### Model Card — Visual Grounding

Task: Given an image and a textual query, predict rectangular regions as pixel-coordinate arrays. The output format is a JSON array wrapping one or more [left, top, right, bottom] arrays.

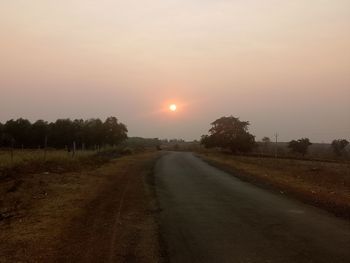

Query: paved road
[[154, 152, 350, 263]]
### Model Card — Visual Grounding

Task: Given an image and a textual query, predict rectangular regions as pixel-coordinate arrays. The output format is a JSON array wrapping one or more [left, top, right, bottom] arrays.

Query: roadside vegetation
[[200, 116, 255, 153], [0, 117, 163, 178], [0, 149, 103, 178], [0, 151, 161, 262], [0, 116, 162, 261], [0, 116, 164, 259], [199, 115, 349, 160], [0, 117, 127, 150], [197, 115, 350, 218]]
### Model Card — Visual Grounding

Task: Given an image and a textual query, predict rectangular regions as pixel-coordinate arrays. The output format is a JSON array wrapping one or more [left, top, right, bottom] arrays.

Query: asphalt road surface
[[154, 152, 350, 263]]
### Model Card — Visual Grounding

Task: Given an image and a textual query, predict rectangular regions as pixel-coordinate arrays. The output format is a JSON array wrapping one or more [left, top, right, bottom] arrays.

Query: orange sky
[[0, 0, 349, 142]]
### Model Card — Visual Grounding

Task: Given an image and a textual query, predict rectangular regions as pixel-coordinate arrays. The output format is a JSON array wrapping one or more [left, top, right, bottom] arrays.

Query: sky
[[0, 0, 349, 142]]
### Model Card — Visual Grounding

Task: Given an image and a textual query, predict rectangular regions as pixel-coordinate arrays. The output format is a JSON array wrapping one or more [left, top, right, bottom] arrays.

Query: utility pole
[[274, 133, 279, 158]]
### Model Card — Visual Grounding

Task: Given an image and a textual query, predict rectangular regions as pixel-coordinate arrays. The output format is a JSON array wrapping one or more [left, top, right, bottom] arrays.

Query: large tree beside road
[[200, 116, 255, 153]]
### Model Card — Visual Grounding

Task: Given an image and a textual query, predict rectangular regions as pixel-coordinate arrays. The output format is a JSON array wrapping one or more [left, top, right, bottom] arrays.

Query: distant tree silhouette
[[3, 118, 32, 148], [262, 137, 271, 143], [0, 123, 10, 147], [331, 139, 349, 156], [49, 119, 75, 148], [261, 136, 271, 154], [103, 117, 128, 146], [0, 123, 3, 142], [0, 117, 128, 149], [201, 116, 255, 153], [83, 118, 105, 148], [288, 138, 312, 156], [31, 120, 49, 148]]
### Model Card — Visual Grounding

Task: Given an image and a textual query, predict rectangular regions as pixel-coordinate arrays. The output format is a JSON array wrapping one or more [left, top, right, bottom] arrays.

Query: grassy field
[[0, 149, 95, 165], [0, 149, 114, 178], [198, 151, 350, 218]]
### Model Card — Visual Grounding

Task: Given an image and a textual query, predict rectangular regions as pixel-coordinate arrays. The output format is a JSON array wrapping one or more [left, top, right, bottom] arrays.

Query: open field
[[0, 151, 162, 262], [197, 152, 350, 218], [0, 149, 101, 177], [0, 149, 95, 163]]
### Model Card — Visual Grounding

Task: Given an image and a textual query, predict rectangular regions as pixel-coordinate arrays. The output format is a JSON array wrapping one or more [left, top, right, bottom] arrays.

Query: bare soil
[[0, 152, 162, 262]]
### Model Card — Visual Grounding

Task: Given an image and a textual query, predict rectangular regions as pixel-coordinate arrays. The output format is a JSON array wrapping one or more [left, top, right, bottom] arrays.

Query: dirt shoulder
[[0, 152, 163, 262], [197, 152, 350, 219]]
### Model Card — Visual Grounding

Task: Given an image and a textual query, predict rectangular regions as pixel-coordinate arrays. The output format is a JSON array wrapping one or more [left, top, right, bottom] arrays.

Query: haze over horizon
[[1, 0, 349, 142]]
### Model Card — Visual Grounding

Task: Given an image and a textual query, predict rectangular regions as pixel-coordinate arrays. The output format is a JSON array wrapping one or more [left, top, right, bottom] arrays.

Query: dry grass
[[0, 149, 94, 167], [0, 149, 105, 178], [0, 151, 161, 262], [198, 152, 350, 218]]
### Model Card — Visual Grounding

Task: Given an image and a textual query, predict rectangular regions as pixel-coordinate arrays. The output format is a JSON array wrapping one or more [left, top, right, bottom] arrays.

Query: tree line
[[200, 116, 349, 157], [0, 117, 127, 149]]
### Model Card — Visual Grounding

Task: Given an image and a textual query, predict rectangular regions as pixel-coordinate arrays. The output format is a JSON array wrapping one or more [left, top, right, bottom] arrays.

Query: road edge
[[196, 153, 350, 220]]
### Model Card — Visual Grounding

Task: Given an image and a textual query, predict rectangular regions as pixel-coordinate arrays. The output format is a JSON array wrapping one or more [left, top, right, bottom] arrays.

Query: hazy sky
[[1, 0, 349, 142]]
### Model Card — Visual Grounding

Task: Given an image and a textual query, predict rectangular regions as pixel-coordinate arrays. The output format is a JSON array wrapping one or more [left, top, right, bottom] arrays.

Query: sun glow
[[169, 104, 177, 112]]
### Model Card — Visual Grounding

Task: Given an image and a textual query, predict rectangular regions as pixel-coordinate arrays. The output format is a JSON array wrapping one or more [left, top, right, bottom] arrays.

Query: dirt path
[[0, 152, 162, 262], [49, 160, 159, 262]]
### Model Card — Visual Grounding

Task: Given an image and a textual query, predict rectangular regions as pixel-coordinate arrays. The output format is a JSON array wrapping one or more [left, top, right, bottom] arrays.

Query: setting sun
[[169, 104, 177, 112]]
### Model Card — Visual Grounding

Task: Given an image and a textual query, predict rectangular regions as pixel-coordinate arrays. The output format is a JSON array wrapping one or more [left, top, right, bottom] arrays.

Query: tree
[[0, 122, 8, 147], [288, 138, 312, 156], [261, 136, 271, 154], [3, 118, 32, 148], [31, 120, 49, 148], [0, 122, 3, 144], [262, 137, 271, 143], [103, 117, 128, 146], [49, 119, 75, 148], [83, 118, 105, 148], [200, 116, 255, 153], [331, 139, 349, 156], [0, 117, 128, 149]]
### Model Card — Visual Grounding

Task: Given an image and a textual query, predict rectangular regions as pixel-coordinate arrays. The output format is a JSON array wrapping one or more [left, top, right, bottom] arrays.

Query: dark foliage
[[201, 116, 255, 153], [331, 139, 349, 156], [288, 138, 312, 156], [0, 117, 128, 149], [262, 137, 271, 143]]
